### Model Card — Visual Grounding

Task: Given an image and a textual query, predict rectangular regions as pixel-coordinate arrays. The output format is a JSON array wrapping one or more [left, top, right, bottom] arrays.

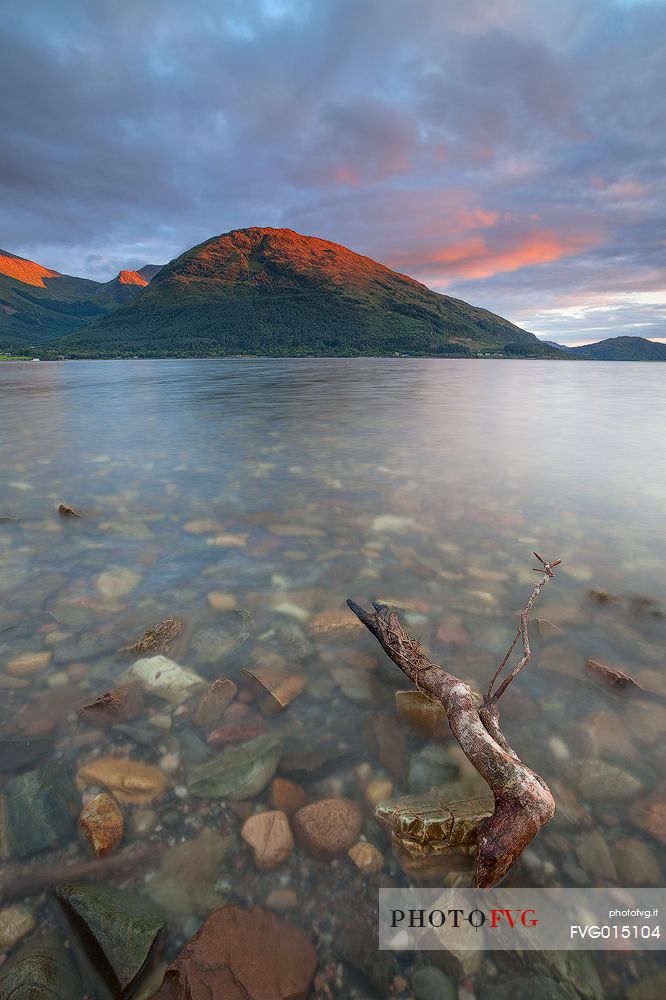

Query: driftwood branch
[[0, 844, 158, 903], [347, 554, 560, 887]]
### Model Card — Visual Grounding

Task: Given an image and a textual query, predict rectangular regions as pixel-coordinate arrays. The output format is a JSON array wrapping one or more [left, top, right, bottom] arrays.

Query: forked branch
[[347, 553, 560, 887]]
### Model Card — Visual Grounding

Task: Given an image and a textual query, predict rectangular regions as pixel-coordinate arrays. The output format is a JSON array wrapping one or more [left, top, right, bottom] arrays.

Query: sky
[[1, 0, 664, 345]]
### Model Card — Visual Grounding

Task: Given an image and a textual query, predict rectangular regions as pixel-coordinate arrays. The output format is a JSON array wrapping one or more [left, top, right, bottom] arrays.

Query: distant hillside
[[569, 336, 666, 361], [0, 252, 161, 351], [137, 264, 163, 282], [543, 340, 574, 352], [53, 227, 562, 359]]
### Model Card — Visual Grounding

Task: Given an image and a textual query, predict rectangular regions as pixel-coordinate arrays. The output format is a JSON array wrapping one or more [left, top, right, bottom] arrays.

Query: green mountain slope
[[53, 228, 562, 359], [0, 252, 160, 351], [569, 336, 666, 360]]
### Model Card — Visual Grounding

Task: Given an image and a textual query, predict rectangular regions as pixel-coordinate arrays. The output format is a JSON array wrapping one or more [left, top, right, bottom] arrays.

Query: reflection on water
[[0, 359, 665, 998]]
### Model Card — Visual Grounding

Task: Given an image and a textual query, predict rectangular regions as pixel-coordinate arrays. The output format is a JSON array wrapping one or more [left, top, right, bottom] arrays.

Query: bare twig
[[486, 554, 561, 705], [346, 553, 561, 887]]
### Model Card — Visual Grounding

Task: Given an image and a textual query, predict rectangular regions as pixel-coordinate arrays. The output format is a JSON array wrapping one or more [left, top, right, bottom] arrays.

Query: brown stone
[[292, 798, 363, 860], [586, 658, 640, 692], [79, 792, 124, 856], [241, 810, 294, 870], [365, 779, 393, 810], [121, 617, 184, 657], [395, 690, 449, 739], [151, 905, 317, 1000], [269, 777, 306, 815], [348, 841, 384, 874], [628, 970, 666, 1000], [612, 837, 663, 886], [241, 668, 305, 715], [183, 518, 225, 534], [571, 710, 636, 760], [6, 651, 51, 676], [630, 785, 666, 845], [307, 607, 363, 635], [207, 591, 238, 611], [207, 532, 248, 548], [570, 758, 642, 802], [265, 889, 298, 912], [76, 757, 166, 804], [392, 839, 475, 885], [624, 699, 666, 748], [77, 683, 145, 726], [576, 830, 617, 881], [193, 678, 238, 728], [373, 713, 407, 781], [435, 614, 471, 647], [58, 503, 81, 517], [339, 649, 378, 671]]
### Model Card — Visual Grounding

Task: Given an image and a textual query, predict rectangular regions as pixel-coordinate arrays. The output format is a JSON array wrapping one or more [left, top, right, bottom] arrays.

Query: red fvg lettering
[[490, 909, 538, 928]]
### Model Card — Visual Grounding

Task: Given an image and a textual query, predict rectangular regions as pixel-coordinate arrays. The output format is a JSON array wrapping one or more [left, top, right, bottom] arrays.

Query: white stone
[[548, 736, 569, 761], [370, 514, 416, 533], [273, 600, 310, 622], [96, 566, 141, 599], [0, 904, 36, 950], [124, 655, 205, 704]]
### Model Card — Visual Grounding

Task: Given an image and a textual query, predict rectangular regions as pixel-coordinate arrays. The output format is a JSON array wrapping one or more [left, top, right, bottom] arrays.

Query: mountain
[[569, 336, 666, 361], [52, 227, 563, 359], [543, 340, 574, 352], [91, 270, 149, 308], [137, 264, 163, 282], [0, 252, 161, 350]]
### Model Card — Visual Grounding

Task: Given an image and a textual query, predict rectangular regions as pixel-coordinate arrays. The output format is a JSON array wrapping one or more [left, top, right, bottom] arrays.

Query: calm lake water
[[1, 359, 665, 998]]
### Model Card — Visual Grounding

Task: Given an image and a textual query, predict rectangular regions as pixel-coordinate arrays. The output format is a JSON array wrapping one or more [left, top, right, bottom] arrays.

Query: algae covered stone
[[188, 733, 282, 799], [0, 762, 79, 860], [0, 932, 81, 998], [50, 881, 165, 1000], [376, 789, 494, 859]]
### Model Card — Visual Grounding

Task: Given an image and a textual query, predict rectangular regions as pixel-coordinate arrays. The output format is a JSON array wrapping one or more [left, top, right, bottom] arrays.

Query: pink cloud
[[391, 228, 598, 283]]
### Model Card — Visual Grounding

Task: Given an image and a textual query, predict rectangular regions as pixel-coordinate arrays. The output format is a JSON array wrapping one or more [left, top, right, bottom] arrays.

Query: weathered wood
[[0, 844, 157, 903], [347, 555, 560, 887]]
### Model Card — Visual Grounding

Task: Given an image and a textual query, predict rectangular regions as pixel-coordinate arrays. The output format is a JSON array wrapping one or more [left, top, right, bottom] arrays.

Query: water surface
[[1, 359, 665, 997]]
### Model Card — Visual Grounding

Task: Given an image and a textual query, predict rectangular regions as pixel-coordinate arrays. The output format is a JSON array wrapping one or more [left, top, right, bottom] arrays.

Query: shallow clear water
[[1, 359, 665, 997]]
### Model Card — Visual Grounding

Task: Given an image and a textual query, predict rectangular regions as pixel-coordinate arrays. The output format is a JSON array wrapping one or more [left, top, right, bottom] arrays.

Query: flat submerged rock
[[187, 732, 282, 799], [376, 789, 494, 858]]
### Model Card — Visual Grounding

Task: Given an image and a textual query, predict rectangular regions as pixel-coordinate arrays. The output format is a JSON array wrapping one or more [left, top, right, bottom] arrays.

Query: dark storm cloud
[[1, 0, 664, 343]]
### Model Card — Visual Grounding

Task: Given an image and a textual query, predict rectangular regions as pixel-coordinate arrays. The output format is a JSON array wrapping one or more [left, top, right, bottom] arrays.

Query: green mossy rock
[[0, 737, 53, 773], [49, 881, 165, 999], [0, 933, 81, 999], [0, 763, 79, 860], [188, 733, 282, 800]]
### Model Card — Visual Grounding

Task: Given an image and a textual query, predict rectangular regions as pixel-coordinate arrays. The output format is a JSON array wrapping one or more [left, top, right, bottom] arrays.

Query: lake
[[1, 359, 665, 998]]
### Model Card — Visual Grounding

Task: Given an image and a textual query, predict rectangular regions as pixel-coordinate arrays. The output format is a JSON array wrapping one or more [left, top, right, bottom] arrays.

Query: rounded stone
[[612, 837, 663, 886], [79, 792, 124, 856], [269, 777, 306, 815], [365, 779, 393, 809], [265, 889, 298, 912], [241, 810, 294, 870], [292, 798, 363, 860], [412, 965, 457, 1000], [348, 841, 384, 874]]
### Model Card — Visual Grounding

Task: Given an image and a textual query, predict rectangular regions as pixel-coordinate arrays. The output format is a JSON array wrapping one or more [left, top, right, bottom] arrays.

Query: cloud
[[0, 0, 664, 343]]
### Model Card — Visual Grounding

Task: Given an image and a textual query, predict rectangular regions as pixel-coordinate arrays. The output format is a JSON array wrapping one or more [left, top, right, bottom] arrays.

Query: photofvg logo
[[379, 889, 665, 951], [390, 904, 538, 933]]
